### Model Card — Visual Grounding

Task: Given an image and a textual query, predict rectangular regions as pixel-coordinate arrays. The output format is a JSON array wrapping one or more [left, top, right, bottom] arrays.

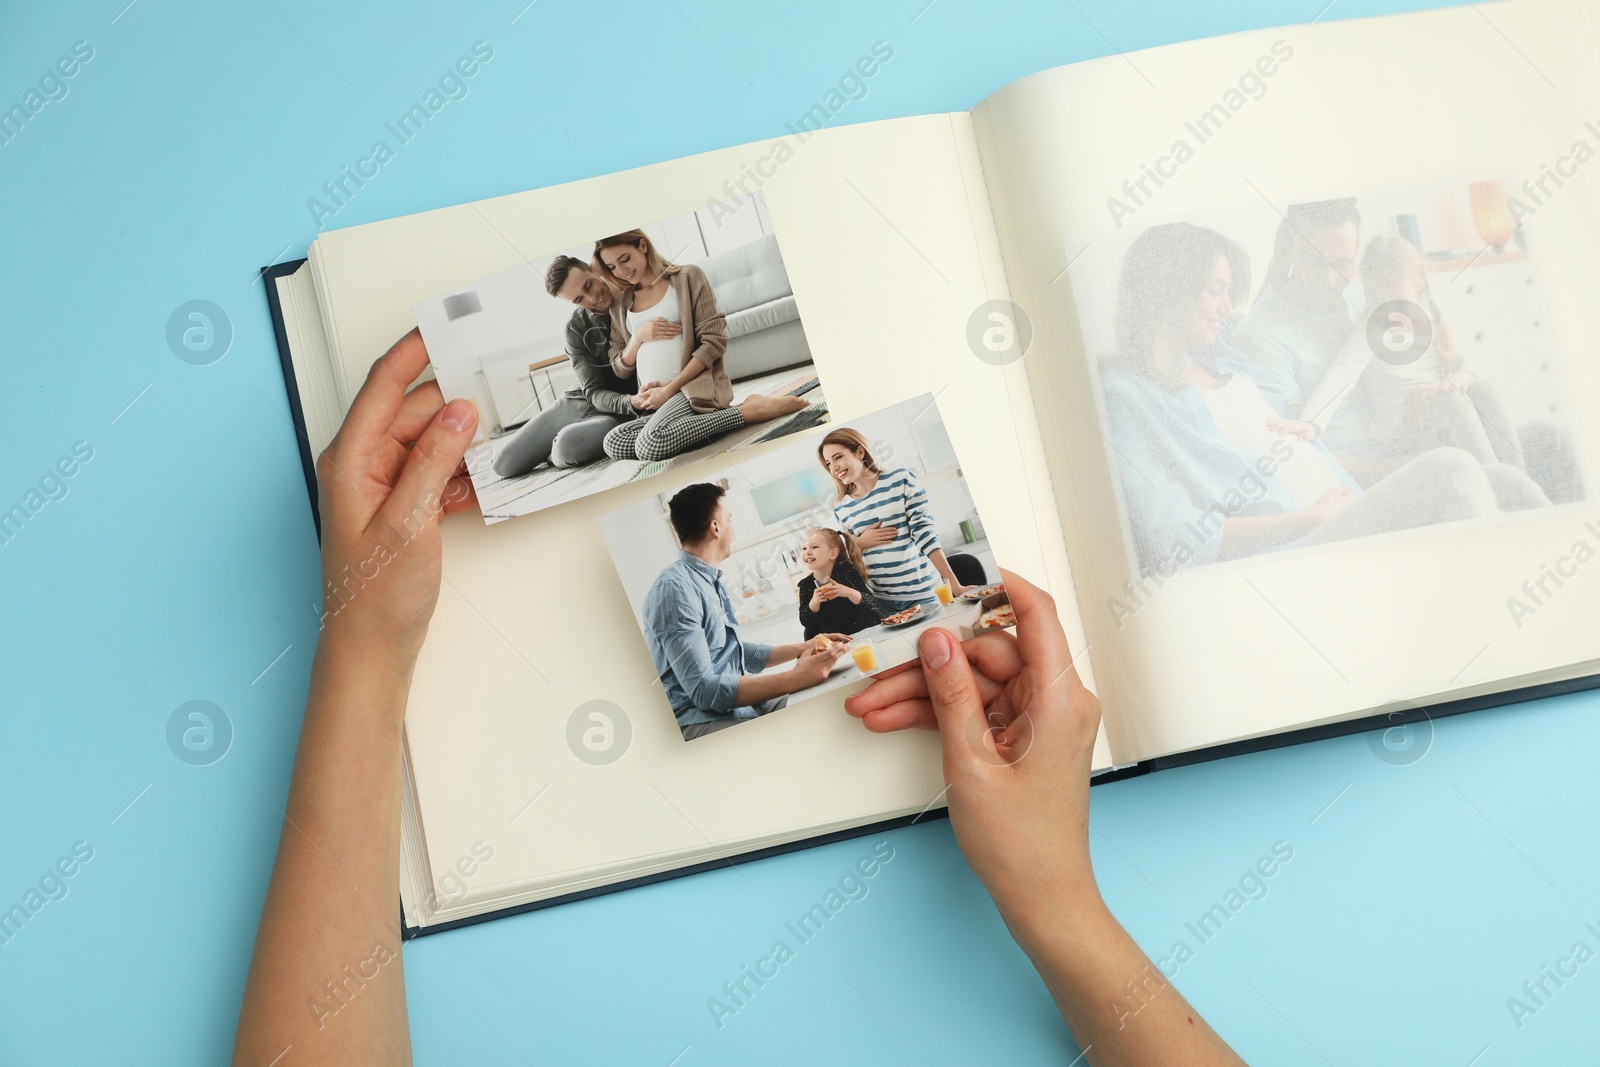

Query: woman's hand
[[855, 522, 899, 549], [1302, 485, 1355, 526], [317, 330, 479, 662], [638, 382, 680, 411], [843, 571, 1245, 1061], [1267, 417, 1319, 441], [844, 571, 1100, 929], [639, 317, 682, 342], [631, 381, 661, 411]]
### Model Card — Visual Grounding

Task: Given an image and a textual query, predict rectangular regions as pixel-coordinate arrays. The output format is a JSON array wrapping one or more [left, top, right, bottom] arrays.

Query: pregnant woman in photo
[[594, 230, 805, 463], [1100, 221, 1549, 575], [796, 527, 882, 639], [819, 428, 970, 614]]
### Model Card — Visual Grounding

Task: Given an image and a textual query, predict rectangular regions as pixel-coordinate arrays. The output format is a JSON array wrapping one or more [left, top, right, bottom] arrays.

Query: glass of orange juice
[[851, 642, 879, 673], [934, 581, 954, 605]]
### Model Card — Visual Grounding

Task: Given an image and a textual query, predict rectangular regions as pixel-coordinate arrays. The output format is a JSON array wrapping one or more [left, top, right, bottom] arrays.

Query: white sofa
[[696, 232, 812, 381]]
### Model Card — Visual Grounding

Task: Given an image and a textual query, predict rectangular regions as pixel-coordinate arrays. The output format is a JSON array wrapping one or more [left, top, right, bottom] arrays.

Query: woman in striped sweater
[[818, 428, 971, 615]]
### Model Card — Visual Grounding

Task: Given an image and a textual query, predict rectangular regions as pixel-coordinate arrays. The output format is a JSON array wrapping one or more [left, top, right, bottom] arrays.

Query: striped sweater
[[831, 466, 941, 601]]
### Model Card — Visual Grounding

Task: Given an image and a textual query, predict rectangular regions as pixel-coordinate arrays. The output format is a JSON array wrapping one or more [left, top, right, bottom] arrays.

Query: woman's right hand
[[855, 522, 899, 548], [631, 381, 661, 411], [640, 317, 682, 342], [843, 569, 1246, 1062], [1303, 485, 1355, 525], [843, 571, 1102, 931]]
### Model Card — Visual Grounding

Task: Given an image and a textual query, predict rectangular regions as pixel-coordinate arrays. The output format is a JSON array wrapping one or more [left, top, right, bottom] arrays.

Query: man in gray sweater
[[492, 255, 665, 476]]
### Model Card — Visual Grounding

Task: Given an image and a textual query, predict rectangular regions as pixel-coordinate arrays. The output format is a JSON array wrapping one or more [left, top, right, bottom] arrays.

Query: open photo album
[[264, 0, 1600, 934]]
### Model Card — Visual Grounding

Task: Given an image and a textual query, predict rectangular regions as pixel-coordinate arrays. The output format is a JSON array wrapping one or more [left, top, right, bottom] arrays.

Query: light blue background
[[3, 1, 1595, 1063]]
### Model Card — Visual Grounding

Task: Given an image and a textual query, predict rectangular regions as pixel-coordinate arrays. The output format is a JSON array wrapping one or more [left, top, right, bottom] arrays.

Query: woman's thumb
[[918, 629, 993, 773]]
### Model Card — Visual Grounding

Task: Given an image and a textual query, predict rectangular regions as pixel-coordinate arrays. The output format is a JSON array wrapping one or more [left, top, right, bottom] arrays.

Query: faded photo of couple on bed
[[1069, 178, 1587, 583], [415, 192, 826, 522], [599, 395, 1012, 741]]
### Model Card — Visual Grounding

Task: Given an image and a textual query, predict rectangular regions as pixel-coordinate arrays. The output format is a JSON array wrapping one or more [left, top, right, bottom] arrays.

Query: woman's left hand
[[630, 381, 661, 411], [317, 330, 479, 660], [855, 522, 899, 549], [637, 384, 674, 411]]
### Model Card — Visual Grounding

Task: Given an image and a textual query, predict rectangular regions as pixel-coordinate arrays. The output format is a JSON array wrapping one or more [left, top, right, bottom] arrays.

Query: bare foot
[[737, 392, 808, 423]]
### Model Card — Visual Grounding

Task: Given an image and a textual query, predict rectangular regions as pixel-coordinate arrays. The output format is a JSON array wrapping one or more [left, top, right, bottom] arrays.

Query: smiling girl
[[593, 230, 805, 463], [818, 428, 968, 615], [796, 527, 881, 638]]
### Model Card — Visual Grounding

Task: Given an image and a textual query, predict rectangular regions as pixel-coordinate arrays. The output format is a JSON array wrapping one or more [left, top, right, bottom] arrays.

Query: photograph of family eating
[[599, 395, 1013, 741], [1071, 178, 1586, 579], [414, 191, 827, 522]]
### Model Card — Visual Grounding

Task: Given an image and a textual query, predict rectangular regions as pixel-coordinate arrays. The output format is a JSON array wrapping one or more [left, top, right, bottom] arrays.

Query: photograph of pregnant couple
[[599, 395, 1012, 741], [1068, 179, 1586, 577], [414, 191, 827, 522]]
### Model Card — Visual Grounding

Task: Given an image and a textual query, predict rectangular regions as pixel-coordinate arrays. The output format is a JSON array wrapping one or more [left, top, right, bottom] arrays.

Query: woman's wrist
[[314, 620, 422, 696], [999, 875, 1114, 967], [1007, 895, 1132, 1017]]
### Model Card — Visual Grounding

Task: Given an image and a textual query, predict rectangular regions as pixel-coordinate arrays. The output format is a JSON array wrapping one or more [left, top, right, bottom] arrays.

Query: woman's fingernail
[[441, 399, 473, 433], [920, 629, 951, 670]]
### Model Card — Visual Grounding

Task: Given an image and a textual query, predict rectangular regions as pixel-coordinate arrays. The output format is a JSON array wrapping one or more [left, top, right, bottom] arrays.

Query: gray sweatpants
[[492, 396, 625, 478]]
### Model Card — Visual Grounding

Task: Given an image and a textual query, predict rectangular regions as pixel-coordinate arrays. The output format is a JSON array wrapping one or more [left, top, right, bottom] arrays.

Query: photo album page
[[973, 0, 1600, 764], [297, 114, 1109, 924]]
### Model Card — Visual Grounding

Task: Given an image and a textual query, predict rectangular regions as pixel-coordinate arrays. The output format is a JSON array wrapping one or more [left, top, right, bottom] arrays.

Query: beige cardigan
[[608, 263, 732, 413]]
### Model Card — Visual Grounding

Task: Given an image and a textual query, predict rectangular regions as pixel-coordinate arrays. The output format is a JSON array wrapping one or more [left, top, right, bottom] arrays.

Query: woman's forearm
[[233, 632, 417, 1066], [619, 331, 642, 368], [1009, 896, 1244, 1066], [661, 355, 709, 397], [232, 331, 477, 1066]]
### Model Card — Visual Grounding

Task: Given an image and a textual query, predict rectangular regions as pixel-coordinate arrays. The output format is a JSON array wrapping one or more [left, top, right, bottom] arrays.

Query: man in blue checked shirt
[[644, 482, 849, 740]]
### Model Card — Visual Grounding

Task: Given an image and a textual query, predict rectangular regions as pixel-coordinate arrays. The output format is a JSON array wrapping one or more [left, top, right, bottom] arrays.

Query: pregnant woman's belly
[[634, 338, 681, 389]]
